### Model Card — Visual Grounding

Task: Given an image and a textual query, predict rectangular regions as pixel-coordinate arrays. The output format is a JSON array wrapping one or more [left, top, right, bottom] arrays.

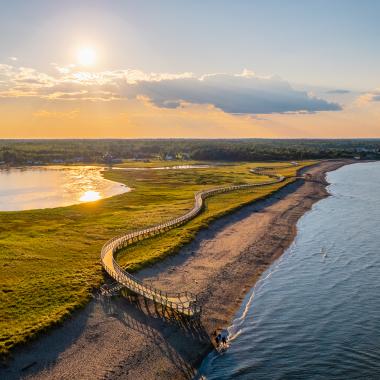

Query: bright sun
[[77, 47, 96, 66], [79, 190, 101, 202]]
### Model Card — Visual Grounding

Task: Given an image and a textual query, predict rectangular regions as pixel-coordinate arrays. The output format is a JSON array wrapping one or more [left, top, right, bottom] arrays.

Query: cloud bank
[[0, 63, 341, 114], [364, 89, 380, 102], [355, 89, 380, 105], [122, 72, 341, 114]]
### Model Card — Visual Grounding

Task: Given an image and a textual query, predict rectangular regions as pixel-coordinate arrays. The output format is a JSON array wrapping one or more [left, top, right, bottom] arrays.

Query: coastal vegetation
[[0, 138, 379, 166], [0, 161, 313, 355]]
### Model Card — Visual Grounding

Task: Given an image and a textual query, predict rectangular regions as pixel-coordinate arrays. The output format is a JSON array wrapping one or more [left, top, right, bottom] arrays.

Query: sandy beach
[[1, 160, 351, 380]]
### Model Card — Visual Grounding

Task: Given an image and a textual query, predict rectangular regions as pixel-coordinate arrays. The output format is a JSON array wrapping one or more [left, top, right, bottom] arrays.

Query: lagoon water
[[0, 166, 128, 211], [199, 162, 380, 380]]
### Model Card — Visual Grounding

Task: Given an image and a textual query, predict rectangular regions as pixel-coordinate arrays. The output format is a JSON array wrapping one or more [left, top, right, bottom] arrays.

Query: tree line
[[0, 139, 379, 165]]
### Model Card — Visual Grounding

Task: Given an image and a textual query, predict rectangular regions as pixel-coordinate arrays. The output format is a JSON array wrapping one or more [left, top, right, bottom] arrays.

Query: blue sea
[[199, 162, 380, 380]]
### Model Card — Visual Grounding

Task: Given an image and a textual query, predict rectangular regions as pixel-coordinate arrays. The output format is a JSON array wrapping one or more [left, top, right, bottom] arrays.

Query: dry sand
[[1, 160, 351, 380]]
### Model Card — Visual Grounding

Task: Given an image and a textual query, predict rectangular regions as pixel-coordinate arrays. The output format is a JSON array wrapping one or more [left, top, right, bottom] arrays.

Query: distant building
[[176, 152, 191, 160]]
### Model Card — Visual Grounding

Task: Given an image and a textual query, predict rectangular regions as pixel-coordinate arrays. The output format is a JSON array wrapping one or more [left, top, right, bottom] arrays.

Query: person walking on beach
[[215, 333, 222, 346], [220, 329, 228, 348], [215, 329, 228, 350]]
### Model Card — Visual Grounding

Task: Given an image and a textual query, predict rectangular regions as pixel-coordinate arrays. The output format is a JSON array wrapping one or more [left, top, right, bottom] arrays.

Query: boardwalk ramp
[[101, 163, 298, 317]]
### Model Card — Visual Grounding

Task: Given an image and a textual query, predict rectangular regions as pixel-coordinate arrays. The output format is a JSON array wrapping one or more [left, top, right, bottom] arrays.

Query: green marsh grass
[[0, 161, 313, 354]]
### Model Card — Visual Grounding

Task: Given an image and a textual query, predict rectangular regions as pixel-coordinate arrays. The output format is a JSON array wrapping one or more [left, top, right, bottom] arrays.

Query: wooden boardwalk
[[100, 163, 298, 317]]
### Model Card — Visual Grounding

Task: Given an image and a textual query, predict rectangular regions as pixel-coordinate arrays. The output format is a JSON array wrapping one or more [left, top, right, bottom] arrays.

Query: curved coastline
[[0, 160, 353, 380], [100, 163, 296, 316]]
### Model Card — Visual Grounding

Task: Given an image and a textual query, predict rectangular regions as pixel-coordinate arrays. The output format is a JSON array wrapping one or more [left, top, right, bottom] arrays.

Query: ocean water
[[199, 162, 380, 380], [0, 166, 128, 211]]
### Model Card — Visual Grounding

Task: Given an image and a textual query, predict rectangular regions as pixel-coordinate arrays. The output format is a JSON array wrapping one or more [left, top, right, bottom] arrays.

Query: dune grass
[[0, 161, 313, 355]]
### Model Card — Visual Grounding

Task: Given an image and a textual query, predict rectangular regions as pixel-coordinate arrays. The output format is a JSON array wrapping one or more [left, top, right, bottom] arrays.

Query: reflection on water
[[79, 190, 101, 202], [199, 162, 380, 380], [0, 166, 129, 211]]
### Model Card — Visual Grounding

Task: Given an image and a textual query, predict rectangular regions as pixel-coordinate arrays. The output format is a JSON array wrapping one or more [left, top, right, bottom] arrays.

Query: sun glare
[[79, 190, 101, 202], [77, 47, 96, 66]]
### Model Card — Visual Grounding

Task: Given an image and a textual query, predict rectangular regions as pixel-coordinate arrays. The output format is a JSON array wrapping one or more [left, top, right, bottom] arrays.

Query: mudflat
[[1, 160, 350, 380]]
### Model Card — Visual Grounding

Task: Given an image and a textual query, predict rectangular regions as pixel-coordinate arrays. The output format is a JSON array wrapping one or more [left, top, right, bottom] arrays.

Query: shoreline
[[1, 160, 352, 380]]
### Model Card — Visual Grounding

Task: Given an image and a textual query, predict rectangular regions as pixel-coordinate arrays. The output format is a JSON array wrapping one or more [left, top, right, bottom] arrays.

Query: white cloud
[[357, 89, 380, 104], [120, 71, 341, 114], [0, 62, 341, 113]]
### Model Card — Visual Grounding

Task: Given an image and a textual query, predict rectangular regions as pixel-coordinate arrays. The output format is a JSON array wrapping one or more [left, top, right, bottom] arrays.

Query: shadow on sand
[[1, 290, 211, 380], [0, 300, 97, 379], [98, 289, 210, 379]]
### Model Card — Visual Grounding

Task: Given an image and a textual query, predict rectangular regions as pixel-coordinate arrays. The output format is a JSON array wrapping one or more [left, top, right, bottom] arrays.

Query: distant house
[[176, 152, 191, 160]]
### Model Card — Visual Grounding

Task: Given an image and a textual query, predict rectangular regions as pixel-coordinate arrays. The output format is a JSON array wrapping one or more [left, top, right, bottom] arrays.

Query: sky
[[0, 0, 379, 138]]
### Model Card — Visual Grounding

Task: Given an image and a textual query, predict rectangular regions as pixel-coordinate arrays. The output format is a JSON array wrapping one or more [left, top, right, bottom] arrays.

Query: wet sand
[[0, 160, 351, 380]]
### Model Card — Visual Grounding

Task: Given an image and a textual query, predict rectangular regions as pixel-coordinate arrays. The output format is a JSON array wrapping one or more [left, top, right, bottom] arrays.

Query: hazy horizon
[[1, 0, 379, 138]]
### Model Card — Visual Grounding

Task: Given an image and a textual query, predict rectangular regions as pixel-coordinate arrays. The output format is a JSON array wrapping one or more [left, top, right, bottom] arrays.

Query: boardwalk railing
[[100, 163, 298, 317]]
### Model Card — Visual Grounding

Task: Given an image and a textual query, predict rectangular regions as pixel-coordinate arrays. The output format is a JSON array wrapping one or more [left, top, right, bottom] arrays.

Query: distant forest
[[0, 139, 380, 165]]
